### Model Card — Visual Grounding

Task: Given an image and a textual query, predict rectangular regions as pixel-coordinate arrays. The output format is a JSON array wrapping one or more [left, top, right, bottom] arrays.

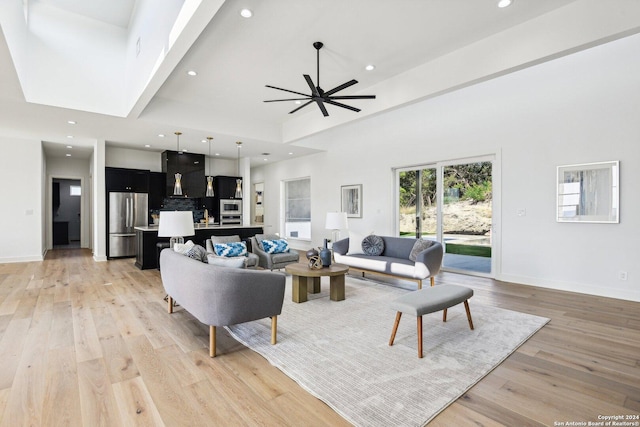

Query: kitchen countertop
[[135, 224, 264, 232]]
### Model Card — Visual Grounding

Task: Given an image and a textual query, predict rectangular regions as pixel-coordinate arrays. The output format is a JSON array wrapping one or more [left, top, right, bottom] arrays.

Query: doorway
[[396, 156, 494, 276], [253, 182, 264, 224], [52, 178, 82, 249]]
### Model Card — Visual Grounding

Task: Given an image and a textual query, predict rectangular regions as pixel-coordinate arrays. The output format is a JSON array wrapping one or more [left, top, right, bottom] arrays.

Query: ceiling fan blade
[[328, 95, 376, 100], [304, 74, 320, 97], [264, 97, 311, 102], [324, 99, 361, 113], [265, 85, 310, 97], [315, 99, 329, 116], [324, 79, 358, 96], [289, 100, 314, 114]]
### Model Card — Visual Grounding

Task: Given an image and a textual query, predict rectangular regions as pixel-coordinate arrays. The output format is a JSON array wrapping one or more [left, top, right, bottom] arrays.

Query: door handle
[[126, 198, 131, 228]]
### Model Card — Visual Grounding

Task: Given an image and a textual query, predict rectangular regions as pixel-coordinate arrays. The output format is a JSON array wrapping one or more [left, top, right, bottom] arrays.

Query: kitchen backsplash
[[156, 198, 205, 223]]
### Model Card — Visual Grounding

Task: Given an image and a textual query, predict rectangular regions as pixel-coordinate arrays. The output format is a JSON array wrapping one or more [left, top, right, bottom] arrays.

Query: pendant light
[[205, 136, 214, 197], [173, 131, 183, 196], [235, 141, 243, 198]]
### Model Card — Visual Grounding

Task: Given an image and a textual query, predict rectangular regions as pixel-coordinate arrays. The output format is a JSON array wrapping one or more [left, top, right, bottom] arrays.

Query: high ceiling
[[1, 0, 637, 165]]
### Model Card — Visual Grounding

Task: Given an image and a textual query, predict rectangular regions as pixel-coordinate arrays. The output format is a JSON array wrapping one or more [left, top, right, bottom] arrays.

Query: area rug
[[226, 277, 549, 426]]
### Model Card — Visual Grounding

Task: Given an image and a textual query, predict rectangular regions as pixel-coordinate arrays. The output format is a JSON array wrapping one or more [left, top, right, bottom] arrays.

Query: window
[[284, 177, 311, 240], [70, 185, 81, 196]]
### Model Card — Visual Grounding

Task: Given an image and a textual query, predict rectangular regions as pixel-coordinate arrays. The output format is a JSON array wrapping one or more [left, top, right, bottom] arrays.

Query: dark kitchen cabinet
[[214, 175, 242, 199], [106, 167, 149, 192], [162, 151, 205, 198], [148, 172, 166, 210]]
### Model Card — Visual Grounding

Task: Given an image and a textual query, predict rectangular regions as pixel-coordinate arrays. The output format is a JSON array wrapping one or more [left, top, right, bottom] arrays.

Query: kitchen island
[[134, 224, 264, 270]]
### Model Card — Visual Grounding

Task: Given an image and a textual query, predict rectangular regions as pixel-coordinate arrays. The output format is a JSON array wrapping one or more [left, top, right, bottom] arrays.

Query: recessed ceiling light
[[67, 120, 76, 125], [288, 152, 293, 155], [215, 153, 220, 156], [187, 70, 197, 76], [294, 100, 302, 105], [201, 139, 207, 143], [65, 153, 71, 157], [66, 145, 72, 149], [365, 64, 375, 71], [144, 144, 151, 148], [498, 0, 512, 8], [263, 158, 268, 161], [67, 135, 73, 139], [158, 134, 165, 138], [240, 8, 252, 18]]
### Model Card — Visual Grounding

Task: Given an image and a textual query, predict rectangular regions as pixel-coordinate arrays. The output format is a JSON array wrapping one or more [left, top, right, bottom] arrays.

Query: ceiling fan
[[264, 41, 376, 117]]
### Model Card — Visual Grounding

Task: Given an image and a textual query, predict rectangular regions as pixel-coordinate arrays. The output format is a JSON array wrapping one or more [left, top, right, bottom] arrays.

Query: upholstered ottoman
[[389, 284, 474, 358]]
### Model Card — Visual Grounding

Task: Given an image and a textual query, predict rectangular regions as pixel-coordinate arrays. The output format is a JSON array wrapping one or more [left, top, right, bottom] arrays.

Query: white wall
[[92, 140, 107, 261], [253, 33, 640, 302], [0, 137, 43, 262], [106, 146, 162, 171], [46, 157, 91, 249]]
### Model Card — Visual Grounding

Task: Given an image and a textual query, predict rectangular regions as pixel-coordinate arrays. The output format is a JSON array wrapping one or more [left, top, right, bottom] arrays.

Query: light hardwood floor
[[0, 249, 638, 426]]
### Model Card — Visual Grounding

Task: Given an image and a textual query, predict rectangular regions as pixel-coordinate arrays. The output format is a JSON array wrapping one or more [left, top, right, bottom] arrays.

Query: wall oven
[[220, 199, 242, 225]]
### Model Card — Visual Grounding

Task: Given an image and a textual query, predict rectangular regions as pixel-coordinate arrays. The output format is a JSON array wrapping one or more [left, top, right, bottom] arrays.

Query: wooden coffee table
[[285, 263, 349, 303]]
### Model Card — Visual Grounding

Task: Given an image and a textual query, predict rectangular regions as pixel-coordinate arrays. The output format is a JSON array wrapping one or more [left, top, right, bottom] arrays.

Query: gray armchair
[[206, 235, 259, 268], [160, 248, 286, 357], [250, 233, 300, 270]]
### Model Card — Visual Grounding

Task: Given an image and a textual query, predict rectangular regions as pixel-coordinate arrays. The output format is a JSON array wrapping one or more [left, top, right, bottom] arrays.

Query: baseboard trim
[[0, 255, 44, 263], [497, 273, 640, 303]]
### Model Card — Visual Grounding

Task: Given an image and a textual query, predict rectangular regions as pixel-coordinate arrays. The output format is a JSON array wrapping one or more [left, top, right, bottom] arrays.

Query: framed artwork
[[556, 161, 619, 223], [341, 184, 362, 218]]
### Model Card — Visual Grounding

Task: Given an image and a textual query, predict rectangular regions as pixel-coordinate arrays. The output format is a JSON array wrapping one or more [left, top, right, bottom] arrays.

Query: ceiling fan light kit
[[264, 41, 376, 117]]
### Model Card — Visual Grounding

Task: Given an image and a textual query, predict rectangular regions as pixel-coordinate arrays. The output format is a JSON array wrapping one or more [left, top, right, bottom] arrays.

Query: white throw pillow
[[206, 254, 246, 268], [347, 231, 367, 255], [173, 240, 195, 254]]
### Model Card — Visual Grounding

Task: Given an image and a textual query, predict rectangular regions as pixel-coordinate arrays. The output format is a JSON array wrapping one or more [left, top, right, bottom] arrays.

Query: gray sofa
[[160, 248, 286, 357], [332, 236, 443, 289], [250, 233, 300, 270]]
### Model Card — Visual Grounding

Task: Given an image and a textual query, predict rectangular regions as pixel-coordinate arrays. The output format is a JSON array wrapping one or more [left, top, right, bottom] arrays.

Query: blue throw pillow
[[214, 241, 247, 257], [261, 239, 290, 254]]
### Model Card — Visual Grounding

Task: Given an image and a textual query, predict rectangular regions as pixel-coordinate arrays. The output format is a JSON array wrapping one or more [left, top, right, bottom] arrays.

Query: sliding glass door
[[398, 168, 437, 239], [397, 157, 494, 276]]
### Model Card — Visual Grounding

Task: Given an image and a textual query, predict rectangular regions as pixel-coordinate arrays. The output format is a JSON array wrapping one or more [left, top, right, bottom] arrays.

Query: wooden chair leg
[[418, 280, 422, 290], [464, 300, 474, 330], [389, 312, 402, 346], [443, 308, 448, 322], [417, 315, 423, 358], [167, 296, 173, 314], [209, 325, 216, 358], [430, 276, 435, 287], [271, 316, 277, 345]]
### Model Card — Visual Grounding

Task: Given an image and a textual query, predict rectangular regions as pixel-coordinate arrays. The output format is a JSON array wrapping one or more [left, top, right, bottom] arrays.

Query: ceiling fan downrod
[[314, 41, 323, 92]]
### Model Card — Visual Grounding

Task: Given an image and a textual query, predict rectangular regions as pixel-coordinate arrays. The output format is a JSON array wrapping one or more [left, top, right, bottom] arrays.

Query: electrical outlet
[[618, 271, 628, 281], [516, 208, 526, 217]]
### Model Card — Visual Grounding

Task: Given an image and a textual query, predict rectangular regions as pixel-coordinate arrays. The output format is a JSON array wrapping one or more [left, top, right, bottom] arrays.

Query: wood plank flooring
[[0, 249, 638, 426]]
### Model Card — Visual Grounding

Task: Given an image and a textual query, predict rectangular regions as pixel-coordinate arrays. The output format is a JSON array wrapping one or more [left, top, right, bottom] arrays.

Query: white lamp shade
[[325, 212, 348, 230], [157, 211, 195, 237]]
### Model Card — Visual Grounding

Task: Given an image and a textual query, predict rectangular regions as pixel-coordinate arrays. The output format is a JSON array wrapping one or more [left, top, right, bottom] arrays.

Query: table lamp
[[325, 212, 348, 246], [158, 211, 195, 249]]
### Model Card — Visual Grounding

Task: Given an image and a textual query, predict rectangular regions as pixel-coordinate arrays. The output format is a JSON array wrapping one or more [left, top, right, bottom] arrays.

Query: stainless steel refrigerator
[[109, 192, 148, 257]]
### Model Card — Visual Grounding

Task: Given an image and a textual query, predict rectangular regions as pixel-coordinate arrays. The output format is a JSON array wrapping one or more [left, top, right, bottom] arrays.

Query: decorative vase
[[306, 248, 319, 260], [319, 239, 331, 267]]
